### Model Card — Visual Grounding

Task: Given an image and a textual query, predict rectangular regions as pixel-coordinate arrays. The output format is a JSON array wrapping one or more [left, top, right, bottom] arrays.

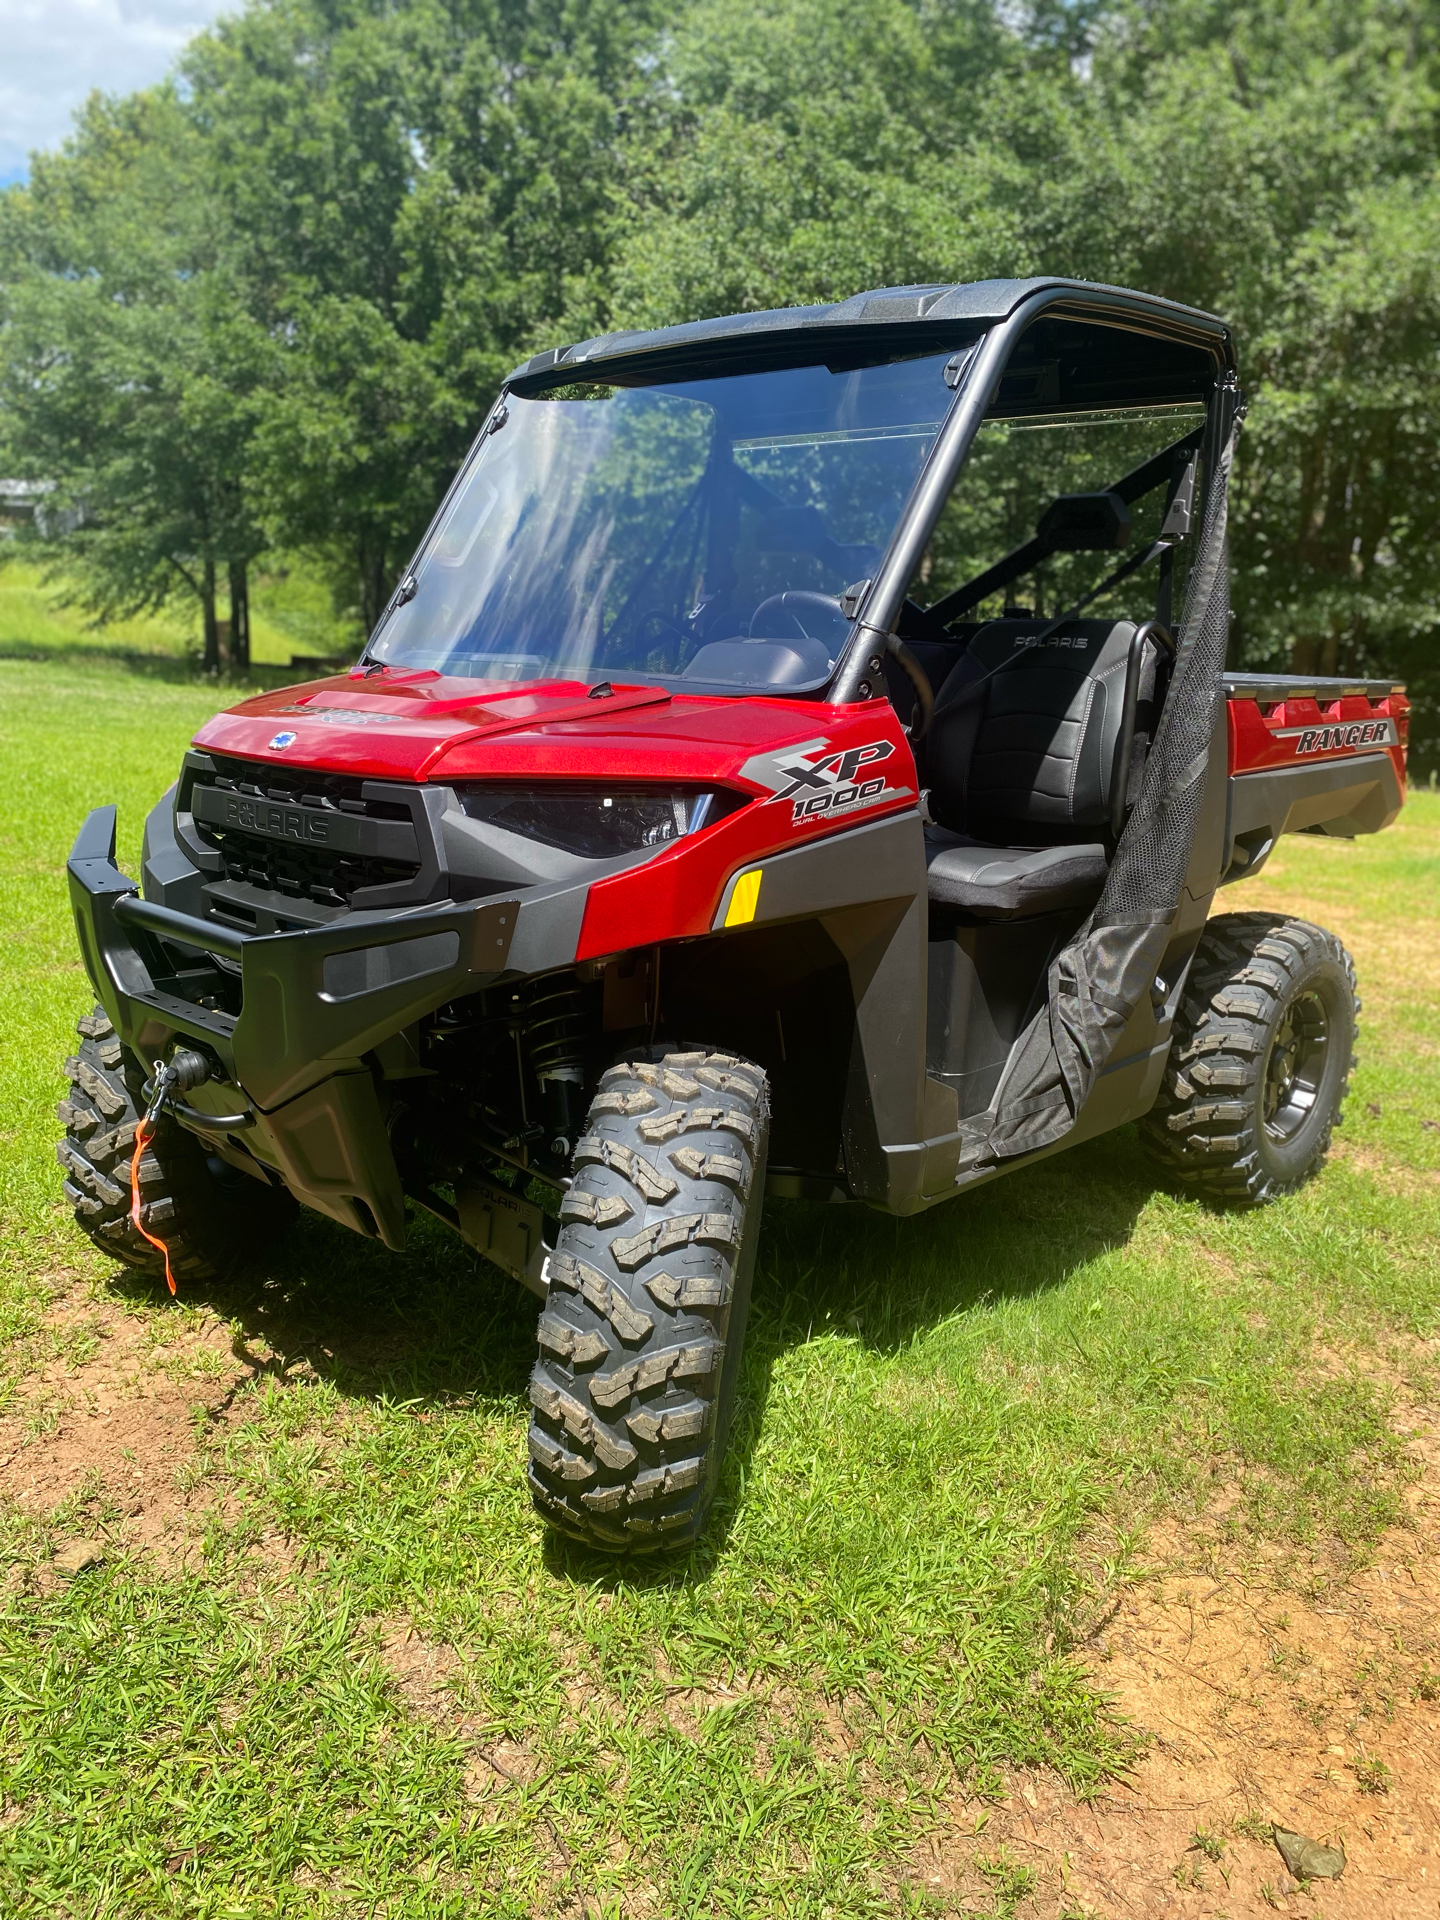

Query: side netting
[[983, 377, 1245, 1161]]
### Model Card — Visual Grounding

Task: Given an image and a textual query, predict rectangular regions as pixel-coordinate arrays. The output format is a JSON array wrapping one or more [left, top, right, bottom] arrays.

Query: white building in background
[[0, 480, 82, 537]]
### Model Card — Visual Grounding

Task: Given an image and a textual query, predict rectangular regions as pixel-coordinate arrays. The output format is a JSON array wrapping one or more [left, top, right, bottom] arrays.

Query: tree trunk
[[228, 560, 251, 672], [359, 540, 389, 637], [201, 558, 220, 674]]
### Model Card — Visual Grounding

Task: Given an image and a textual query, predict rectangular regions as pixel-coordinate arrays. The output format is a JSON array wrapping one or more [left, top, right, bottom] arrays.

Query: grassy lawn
[[0, 644, 1437, 1917], [0, 556, 362, 673]]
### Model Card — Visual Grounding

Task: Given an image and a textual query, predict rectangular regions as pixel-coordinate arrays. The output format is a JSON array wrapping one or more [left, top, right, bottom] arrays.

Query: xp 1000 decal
[[738, 736, 915, 826]]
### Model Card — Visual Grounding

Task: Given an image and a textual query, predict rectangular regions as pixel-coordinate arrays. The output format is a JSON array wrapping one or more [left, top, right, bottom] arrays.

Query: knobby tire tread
[[1139, 911, 1358, 1207], [527, 1048, 769, 1553], [57, 1005, 293, 1281]]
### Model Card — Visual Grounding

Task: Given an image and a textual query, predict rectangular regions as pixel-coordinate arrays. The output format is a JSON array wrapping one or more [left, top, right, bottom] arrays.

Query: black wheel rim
[[1262, 989, 1331, 1143]]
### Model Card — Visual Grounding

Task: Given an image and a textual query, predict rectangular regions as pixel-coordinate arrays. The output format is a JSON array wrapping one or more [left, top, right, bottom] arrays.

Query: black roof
[[506, 277, 1233, 389]]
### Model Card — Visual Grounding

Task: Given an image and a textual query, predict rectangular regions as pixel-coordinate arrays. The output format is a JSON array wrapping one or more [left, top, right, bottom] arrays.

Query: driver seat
[[920, 618, 1156, 919]]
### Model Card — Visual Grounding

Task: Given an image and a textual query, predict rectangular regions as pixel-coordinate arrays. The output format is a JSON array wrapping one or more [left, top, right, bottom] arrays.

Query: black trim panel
[[1223, 753, 1403, 883], [66, 805, 600, 1249]]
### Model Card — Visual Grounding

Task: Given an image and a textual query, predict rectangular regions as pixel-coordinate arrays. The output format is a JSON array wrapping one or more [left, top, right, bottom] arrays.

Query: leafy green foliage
[[3, 0, 1440, 751], [0, 91, 274, 663], [603, 0, 1440, 760], [181, 0, 667, 626]]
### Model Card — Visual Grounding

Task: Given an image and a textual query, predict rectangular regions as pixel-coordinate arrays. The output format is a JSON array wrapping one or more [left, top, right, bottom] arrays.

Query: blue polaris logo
[[268, 731, 298, 751]]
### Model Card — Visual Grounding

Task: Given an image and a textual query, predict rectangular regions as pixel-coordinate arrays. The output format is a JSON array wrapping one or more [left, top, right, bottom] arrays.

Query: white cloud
[[0, 0, 232, 179]]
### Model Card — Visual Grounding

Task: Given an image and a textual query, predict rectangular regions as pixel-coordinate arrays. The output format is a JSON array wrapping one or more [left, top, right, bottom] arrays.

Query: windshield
[[367, 351, 958, 693]]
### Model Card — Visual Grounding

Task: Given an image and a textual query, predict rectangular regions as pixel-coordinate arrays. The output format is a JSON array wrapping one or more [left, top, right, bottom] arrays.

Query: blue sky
[[0, 0, 232, 183]]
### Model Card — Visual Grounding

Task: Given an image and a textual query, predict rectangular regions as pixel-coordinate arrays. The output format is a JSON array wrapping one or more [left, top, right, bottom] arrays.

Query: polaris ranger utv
[[62, 278, 1408, 1550]]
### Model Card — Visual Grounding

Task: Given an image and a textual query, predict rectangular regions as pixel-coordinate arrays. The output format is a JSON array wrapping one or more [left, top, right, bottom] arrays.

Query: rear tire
[[1140, 912, 1358, 1206], [527, 1047, 769, 1552], [57, 1005, 295, 1283]]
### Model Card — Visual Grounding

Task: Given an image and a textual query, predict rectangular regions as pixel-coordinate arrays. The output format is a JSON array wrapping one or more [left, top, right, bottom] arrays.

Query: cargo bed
[[1222, 671, 1407, 882]]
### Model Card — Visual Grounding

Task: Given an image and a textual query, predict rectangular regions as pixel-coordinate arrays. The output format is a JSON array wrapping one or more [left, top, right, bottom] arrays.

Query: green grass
[[1, 644, 1438, 1916], [0, 555, 362, 673]]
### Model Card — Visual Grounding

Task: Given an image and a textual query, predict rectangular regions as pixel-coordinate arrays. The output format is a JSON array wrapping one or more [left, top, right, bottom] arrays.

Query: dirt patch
[[649, 1649, 756, 1737], [371, 1613, 543, 1797], [375, 1614, 464, 1714], [0, 1281, 301, 1574], [914, 1404, 1440, 1916]]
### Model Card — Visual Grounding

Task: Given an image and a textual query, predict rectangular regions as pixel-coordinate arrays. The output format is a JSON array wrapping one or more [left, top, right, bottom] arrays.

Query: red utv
[[62, 278, 1408, 1550]]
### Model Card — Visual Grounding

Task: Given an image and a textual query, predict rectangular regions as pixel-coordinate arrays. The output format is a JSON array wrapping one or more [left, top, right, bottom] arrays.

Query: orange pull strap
[[129, 1114, 177, 1296]]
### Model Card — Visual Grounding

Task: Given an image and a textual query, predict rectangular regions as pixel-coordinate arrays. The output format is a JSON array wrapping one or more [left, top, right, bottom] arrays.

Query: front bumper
[[68, 805, 588, 1256]]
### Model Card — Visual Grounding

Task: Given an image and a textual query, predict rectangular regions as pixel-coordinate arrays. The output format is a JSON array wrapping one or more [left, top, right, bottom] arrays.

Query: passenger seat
[[921, 618, 1158, 919]]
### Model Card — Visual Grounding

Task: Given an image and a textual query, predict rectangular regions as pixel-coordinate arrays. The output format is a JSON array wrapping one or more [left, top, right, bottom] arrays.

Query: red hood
[[191, 670, 871, 788]]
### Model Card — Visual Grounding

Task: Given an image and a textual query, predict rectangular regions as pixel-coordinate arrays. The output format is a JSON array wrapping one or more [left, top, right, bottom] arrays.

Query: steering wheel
[[746, 591, 844, 642]]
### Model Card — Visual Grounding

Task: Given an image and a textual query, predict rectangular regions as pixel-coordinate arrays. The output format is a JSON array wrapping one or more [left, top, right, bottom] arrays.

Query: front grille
[[213, 831, 417, 911], [182, 753, 432, 926], [204, 754, 412, 815]]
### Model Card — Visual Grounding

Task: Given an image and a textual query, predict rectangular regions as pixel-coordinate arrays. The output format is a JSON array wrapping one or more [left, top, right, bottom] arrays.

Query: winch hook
[[129, 1049, 213, 1294]]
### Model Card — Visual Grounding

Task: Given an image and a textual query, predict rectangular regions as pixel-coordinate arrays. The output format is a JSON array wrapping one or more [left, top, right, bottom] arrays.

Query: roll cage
[[367, 279, 1236, 708]]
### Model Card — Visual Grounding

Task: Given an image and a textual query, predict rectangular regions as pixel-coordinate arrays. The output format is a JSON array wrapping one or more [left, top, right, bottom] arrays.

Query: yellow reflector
[[724, 867, 762, 927]]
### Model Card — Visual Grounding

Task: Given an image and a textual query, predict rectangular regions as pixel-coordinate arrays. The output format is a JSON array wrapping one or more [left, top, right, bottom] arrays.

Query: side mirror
[[1036, 490, 1132, 553]]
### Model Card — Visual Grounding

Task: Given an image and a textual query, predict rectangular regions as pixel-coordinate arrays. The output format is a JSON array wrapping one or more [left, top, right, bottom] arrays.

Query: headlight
[[454, 785, 746, 858]]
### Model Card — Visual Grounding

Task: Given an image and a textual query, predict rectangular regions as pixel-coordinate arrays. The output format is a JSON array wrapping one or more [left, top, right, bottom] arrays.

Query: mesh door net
[[983, 376, 1245, 1161]]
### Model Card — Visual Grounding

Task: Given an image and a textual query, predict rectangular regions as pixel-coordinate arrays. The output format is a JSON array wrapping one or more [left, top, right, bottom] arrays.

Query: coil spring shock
[[524, 979, 591, 1158]]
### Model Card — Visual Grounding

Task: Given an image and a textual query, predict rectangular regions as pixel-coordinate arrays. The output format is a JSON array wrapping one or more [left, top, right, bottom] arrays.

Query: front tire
[[1140, 913, 1358, 1206], [527, 1047, 770, 1552], [57, 1005, 295, 1283]]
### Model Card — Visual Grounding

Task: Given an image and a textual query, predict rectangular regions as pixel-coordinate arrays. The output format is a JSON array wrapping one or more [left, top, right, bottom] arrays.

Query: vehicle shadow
[[601, 1123, 1156, 1589], [102, 1122, 1155, 1588]]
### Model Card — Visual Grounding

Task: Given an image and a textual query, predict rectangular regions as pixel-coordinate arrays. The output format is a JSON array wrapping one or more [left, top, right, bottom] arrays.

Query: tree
[[0, 90, 274, 669], [602, 0, 1440, 767], [3, 0, 1438, 762], [599, 0, 1021, 328], [181, 0, 667, 630], [1008, 0, 1440, 760], [0, 0, 670, 645]]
